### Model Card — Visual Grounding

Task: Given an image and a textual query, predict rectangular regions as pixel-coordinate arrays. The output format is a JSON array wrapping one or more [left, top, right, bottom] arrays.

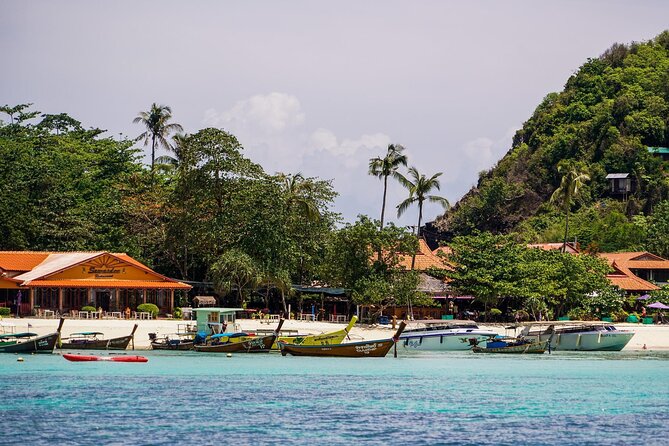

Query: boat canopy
[[0, 332, 38, 338], [70, 332, 104, 336]]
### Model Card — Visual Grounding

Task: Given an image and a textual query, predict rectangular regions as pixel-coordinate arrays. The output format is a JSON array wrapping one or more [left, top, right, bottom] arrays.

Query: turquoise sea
[[1, 351, 668, 446]]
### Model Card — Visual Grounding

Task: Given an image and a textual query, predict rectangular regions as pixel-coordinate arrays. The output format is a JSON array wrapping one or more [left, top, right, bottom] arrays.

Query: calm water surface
[[1, 350, 668, 445]]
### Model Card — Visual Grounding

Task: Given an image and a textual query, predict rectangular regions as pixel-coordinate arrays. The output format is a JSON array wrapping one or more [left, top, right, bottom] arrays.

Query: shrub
[[82, 306, 97, 312], [0, 307, 11, 316], [137, 303, 159, 318], [173, 307, 183, 319], [567, 308, 588, 321], [488, 308, 502, 321]]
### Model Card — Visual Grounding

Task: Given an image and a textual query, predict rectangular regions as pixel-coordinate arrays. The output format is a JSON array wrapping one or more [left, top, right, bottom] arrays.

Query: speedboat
[[399, 320, 499, 351], [520, 322, 634, 351]]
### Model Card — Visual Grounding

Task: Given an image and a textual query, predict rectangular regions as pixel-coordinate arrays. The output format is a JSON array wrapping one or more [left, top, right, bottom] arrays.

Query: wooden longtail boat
[[270, 316, 358, 349], [279, 321, 407, 358], [60, 324, 138, 350], [470, 336, 548, 354], [149, 332, 194, 350], [194, 319, 285, 353], [63, 353, 148, 363], [0, 318, 64, 354]]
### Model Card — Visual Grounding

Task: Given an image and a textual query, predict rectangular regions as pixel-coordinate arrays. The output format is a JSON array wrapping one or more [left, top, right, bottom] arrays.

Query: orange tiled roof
[[606, 274, 659, 292], [27, 279, 191, 289], [599, 252, 669, 270], [0, 251, 191, 289], [598, 251, 665, 292], [0, 252, 50, 272], [395, 239, 453, 271], [432, 246, 452, 257]]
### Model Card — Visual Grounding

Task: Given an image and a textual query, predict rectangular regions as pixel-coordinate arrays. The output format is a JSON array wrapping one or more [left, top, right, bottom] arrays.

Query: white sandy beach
[[2, 317, 668, 351]]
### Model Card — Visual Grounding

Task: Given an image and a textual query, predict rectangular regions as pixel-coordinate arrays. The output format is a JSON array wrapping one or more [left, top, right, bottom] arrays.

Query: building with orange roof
[[0, 251, 190, 316], [395, 239, 453, 271], [599, 252, 669, 293]]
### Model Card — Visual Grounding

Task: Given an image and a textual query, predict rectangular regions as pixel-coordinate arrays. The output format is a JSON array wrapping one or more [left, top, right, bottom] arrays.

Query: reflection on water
[[1, 351, 668, 445]]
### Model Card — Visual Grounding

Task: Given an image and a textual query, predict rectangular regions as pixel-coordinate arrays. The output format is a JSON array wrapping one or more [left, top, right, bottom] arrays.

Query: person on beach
[[641, 307, 647, 318], [125, 307, 131, 319]]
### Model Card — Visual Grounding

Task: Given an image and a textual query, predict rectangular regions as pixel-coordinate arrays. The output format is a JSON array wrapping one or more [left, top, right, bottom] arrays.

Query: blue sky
[[1, 1, 668, 227]]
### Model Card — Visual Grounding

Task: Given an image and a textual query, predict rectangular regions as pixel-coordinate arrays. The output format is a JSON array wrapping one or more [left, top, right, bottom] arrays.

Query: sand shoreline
[[2, 317, 668, 351]]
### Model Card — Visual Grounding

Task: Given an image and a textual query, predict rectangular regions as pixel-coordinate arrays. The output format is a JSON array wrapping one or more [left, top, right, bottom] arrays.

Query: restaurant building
[[0, 251, 191, 316]]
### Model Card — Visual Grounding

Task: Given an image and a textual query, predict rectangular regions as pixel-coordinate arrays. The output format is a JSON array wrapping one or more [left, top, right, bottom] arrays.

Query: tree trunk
[[410, 201, 423, 270], [380, 176, 388, 229], [280, 288, 287, 317], [562, 206, 570, 253], [151, 134, 156, 172]]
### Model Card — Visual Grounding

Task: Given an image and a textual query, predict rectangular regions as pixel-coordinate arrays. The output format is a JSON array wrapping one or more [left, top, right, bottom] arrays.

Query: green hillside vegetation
[[436, 31, 669, 255]]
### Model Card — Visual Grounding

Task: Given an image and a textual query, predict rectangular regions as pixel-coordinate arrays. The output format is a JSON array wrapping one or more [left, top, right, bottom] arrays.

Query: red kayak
[[63, 353, 148, 363]]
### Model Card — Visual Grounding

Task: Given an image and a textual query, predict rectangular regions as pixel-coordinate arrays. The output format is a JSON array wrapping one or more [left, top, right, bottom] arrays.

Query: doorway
[[94, 289, 112, 312]]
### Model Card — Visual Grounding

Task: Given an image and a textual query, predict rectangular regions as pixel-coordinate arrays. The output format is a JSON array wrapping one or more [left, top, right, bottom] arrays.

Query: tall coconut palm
[[369, 144, 408, 229], [397, 167, 450, 269], [133, 103, 183, 172], [550, 165, 590, 253]]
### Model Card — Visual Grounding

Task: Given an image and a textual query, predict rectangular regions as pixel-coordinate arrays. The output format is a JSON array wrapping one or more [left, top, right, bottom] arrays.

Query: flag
[[28, 323, 32, 328]]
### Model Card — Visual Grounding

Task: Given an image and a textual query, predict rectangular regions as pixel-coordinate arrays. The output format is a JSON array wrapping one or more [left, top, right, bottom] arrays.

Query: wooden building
[[0, 251, 190, 316]]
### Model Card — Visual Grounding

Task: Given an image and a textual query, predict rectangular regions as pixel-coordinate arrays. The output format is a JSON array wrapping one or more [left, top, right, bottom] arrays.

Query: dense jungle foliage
[[436, 31, 669, 256]]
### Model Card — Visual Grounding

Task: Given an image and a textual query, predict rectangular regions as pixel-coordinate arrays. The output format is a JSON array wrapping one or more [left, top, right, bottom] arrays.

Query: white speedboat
[[520, 322, 634, 351], [399, 320, 499, 351]]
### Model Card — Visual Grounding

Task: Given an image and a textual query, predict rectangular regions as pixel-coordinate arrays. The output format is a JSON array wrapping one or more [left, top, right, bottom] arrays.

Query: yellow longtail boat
[[271, 316, 358, 349]]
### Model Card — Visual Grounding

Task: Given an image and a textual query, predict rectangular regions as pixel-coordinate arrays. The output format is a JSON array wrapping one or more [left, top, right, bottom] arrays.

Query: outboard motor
[[148, 332, 157, 341]]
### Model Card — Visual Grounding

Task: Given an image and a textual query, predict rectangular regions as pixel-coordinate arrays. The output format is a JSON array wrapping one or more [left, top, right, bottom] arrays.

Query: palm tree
[[155, 133, 188, 173], [397, 167, 450, 269], [369, 144, 408, 229], [550, 165, 590, 253], [133, 103, 183, 172], [279, 172, 320, 222]]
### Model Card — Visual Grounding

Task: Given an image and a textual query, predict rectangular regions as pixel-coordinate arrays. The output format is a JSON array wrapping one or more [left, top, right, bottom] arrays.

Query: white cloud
[[202, 93, 392, 221]]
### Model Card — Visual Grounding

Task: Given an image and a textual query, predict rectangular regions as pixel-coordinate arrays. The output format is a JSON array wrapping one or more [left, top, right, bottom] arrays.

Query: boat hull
[[400, 332, 497, 351], [63, 353, 148, 362], [279, 339, 395, 357], [194, 335, 275, 353], [60, 335, 133, 350], [151, 340, 194, 350], [0, 332, 60, 354], [472, 340, 548, 354], [528, 332, 634, 351]]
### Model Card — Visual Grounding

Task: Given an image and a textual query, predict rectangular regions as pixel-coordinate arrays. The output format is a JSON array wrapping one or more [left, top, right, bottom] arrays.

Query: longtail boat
[[194, 319, 285, 353], [0, 318, 64, 354], [63, 353, 148, 363], [470, 336, 548, 354], [270, 316, 358, 349], [149, 332, 194, 350], [279, 321, 406, 358], [60, 324, 138, 350]]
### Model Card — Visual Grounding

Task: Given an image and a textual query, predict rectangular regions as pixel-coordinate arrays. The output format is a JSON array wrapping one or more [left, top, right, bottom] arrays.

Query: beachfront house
[[0, 251, 191, 317], [599, 252, 669, 293]]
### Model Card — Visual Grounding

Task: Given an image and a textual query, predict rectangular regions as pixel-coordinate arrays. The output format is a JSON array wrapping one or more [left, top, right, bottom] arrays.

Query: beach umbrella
[[647, 302, 669, 310], [637, 294, 651, 300]]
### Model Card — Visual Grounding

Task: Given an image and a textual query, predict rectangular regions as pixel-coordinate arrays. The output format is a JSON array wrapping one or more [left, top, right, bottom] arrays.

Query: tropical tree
[[133, 103, 183, 172], [279, 172, 320, 222], [550, 164, 590, 253], [396, 167, 450, 269], [368, 144, 408, 229], [210, 249, 262, 306]]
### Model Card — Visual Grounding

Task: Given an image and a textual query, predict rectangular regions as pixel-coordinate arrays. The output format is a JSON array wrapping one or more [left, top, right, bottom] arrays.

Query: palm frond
[[397, 196, 416, 217]]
